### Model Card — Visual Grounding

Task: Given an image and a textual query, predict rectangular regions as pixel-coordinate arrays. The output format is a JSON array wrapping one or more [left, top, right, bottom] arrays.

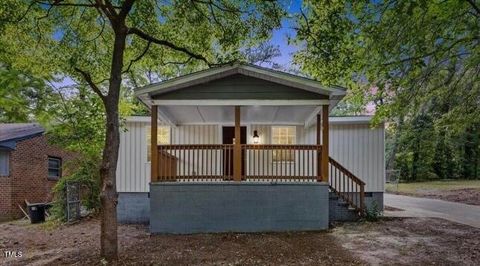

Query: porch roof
[[134, 63, 347, 126]]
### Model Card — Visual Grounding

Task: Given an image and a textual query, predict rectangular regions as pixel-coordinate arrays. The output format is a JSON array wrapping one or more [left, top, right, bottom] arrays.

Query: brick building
[[0, 123, 76, 221]]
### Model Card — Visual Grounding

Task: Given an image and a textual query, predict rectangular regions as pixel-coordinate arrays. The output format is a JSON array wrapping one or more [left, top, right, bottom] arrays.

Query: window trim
[[271, 126, 296, 163], [0, 150, 10, 177], [47, 156, 62, 180]]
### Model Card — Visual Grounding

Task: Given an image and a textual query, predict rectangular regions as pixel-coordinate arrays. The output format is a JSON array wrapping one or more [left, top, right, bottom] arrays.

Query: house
[[116, 64, 385, 233], [0, 123, 76, 221]]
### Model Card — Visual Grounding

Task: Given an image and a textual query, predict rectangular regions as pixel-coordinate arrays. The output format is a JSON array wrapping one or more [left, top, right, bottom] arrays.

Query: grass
[[386, 179, 480, 194]]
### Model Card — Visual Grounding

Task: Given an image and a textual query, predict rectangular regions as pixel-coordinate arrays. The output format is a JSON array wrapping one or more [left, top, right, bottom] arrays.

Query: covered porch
[[151, 105, 330, 182], [135, 64, 366, 233]]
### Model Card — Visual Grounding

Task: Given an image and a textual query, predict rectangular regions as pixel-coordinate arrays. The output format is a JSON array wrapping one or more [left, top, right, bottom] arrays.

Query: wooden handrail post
[[151, 105, 158, 182], [321, 105, 329, 183], [233, 106, 242, 181], [316, 113, 321, 182]]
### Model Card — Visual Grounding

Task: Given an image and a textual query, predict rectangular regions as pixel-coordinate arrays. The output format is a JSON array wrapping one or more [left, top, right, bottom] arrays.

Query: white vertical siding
[[116, 123, 220, 192], [246, 125, 316, 177], [116, 121, 150, 192], [117, 119, 385, 193], [304, 122, 385, 192], [171, 125, 220, 176]]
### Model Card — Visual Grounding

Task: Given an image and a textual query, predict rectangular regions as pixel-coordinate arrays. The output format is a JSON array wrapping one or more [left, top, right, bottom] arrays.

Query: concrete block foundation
[[117, 192, 150, 224], [149, 182, 329, 234]]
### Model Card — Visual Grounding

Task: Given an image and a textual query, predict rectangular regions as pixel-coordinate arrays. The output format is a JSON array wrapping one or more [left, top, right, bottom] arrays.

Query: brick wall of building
[[0, 173, 12, 221], [0, 135, 77, 220]]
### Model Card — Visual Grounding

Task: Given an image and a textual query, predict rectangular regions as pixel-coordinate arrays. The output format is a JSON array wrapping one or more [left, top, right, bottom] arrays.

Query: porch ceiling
[[157, 105, 319, 125]]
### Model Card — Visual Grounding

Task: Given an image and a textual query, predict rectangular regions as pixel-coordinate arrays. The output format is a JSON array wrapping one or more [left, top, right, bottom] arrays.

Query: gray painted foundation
[[365, 192, 384, 211], [117, 192, 150, 224], [117, 190, 384, 226], [149, 182, 329, 234]]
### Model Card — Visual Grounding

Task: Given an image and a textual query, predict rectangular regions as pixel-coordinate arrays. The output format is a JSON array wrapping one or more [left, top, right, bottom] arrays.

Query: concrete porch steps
[[329, 193, 360, 222]]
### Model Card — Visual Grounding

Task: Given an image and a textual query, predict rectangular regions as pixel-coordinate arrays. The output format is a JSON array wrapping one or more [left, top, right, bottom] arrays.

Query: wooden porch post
[[321, 105, 329, 183], [233, 106, 242, 181], [316, 113, 321, 182], [151, 105, 158, 182]]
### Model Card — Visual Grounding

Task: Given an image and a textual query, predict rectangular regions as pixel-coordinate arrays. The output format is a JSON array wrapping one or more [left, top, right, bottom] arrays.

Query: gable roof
[[135, 63, 346, 105], [0, 123, 44, 149]]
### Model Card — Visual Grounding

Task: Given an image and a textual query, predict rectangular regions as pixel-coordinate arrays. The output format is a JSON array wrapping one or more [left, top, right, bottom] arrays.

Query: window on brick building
[[48, 156, 62, 180], [0, 150, 9, 176]]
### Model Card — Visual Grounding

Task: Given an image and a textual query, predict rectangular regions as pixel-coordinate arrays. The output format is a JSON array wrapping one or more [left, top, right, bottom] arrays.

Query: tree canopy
[[294, 0, 480, 181], [295, 0, 479, 127]]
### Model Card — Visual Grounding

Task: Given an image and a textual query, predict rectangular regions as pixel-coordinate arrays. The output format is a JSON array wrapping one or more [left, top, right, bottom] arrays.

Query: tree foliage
[[0, 66, 53, 123], [294, 0, 480, 181]]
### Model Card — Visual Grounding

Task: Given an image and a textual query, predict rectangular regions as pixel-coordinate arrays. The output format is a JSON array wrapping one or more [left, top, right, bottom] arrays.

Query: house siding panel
[[116, 122, 220, 192], [152, 74, 328, 100], [117, 118, 385, 193], [305, 122, 385, 192]]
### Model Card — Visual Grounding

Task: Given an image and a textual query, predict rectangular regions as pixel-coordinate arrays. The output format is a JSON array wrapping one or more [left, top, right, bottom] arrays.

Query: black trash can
[[28, 203, 46, 224]]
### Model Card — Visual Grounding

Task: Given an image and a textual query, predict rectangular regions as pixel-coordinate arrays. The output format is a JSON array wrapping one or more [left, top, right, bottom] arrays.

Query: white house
[[116, 64, 385, 233]]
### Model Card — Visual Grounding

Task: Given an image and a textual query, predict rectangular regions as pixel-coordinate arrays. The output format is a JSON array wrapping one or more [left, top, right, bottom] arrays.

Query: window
[[271, 126, 296, 162], [0, 150, 9, 176], [147, 126, 171, 161], [48, 157, 62, 180]]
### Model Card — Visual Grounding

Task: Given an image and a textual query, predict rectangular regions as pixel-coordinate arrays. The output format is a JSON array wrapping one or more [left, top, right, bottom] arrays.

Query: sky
[[268, 0, 302, 68]]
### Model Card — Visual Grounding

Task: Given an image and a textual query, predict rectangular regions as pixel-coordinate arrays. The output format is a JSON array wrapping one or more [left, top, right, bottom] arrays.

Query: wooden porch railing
[[155, 144, 323, 181], [242, 144, 321, 180], [155, 144, 234, 181], [329, 157, 366, 214]]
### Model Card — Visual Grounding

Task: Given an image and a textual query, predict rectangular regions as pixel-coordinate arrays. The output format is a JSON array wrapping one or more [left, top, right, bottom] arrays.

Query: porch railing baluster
[[155, 143, 368, 204]]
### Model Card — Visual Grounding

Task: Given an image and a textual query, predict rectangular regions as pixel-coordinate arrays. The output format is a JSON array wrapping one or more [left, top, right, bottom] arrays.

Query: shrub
[[365, 200, 382, 222], [51, 156, 101, 221]]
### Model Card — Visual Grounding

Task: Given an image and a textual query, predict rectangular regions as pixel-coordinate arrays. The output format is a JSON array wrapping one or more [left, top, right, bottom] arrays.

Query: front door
[[222, 126, 246, 177]]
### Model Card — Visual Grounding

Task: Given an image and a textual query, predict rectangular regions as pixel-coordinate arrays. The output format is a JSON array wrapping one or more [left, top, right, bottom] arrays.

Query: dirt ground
[[407, 188, 480, 205], [1, 216, 479, 265], [333, 217, 480, 265], [0, 217, 360, 266]]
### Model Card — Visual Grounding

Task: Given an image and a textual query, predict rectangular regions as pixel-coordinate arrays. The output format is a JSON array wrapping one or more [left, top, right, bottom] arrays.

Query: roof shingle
[[0, 123, 45, 143]]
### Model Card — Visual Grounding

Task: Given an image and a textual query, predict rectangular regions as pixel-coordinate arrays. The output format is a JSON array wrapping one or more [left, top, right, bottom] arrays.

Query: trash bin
[[28, 203, 46, 224]]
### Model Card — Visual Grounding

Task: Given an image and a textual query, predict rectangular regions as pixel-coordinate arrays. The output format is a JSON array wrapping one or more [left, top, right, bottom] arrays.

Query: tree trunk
[[100, 101, 120, 259], [100, 26, 128, 261]]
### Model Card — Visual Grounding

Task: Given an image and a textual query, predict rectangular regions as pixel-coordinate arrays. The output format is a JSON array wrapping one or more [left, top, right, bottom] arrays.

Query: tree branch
[[73, 67, 106, 100], [123, 41, 151, 73], [0, 1, 36, 22], [93, 0, 118, 23], [118, 0, 135, 20], [127, 27, 215, 66], [382, 37, 474, 66], [466, 0, 480, 16], [34, 0, 121, 9], [192, 0, 241, 14]]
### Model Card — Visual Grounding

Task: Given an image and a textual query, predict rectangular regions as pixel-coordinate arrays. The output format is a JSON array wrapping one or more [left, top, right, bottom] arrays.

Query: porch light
[[253, 130, 260, 144]]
